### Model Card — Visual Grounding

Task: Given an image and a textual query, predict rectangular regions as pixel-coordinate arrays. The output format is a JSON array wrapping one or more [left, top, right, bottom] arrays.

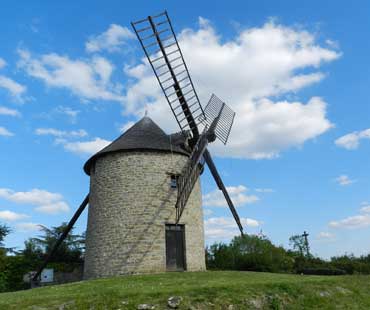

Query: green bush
[[207, 235, 294, 273], [0, 256, 29, 292], [299, 267, 346, 275], [207, 235, 370, 275]]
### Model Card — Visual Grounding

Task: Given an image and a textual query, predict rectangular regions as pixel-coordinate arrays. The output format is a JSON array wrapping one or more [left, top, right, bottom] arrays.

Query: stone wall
[[84, 151, 205, 279]]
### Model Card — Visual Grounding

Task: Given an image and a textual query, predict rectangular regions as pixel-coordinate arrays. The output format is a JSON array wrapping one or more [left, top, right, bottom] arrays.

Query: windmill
[[131, 11, 244, 233], [32, 11, 244, 284]]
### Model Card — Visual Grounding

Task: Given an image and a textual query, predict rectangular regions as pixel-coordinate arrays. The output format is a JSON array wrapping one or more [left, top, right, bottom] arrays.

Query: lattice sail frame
[[199, 94, 236, 145], [175, 129, 209, 222], [131, 11, 205, 138], [132, 12, 244, 235]]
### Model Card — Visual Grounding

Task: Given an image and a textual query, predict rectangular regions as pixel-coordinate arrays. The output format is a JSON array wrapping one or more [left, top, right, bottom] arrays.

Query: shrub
[[299, 267, 346, 276], [207, 235, 294, 273]]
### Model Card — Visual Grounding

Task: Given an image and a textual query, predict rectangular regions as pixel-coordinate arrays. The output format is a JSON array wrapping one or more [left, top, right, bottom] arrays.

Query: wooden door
[[165, 224, 185, 271]]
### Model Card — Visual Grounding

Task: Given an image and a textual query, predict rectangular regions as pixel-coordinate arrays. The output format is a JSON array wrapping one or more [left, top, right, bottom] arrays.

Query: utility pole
[[302, 231, 310, 257]]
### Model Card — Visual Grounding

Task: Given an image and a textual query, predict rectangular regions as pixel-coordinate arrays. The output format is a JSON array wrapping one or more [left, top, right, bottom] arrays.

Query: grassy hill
[[0, 271, 369, 309]]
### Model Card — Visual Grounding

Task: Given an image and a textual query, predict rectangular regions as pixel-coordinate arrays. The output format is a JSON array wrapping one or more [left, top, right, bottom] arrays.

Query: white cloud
[[35, 128, 87, 138], [329, 214, 370, 229], [0, 58, 6, 69], [360, 202, 370, 213], [334, 174, 356, 186], [35, 201, 69, 214], [0, 188, 70, 214], [335, 128, 370, 150], [0, 57, 26, 102], [0, 210, 29, 221], [203, 185, 259, 207], [0, 75, 27, 102], [317, 231, 335, 240], [329, 202, 370, 230], [0, 126, 14, 136], [92, 56, 114, 84], [85, 24, 135, 53], [205, 216, 260, 240], [17, 49, 123, 103], [255, 188, 275, 193], [16, 222, 42, 232], [62, 137, 111, 155], [325, 39, 339, 49], [361, 207, 370, 213], [0, 106, 20, 117], [123, 19, 339, 159], [55, 106, 80, 123]]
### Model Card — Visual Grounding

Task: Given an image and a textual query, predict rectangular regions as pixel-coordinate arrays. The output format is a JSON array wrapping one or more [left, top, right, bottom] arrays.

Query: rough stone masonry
[[84, 150, 206, 279]]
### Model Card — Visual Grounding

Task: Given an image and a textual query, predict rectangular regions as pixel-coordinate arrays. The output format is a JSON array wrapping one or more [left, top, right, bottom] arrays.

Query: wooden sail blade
[[131, 11, 205, 140], [175, 132, 208, 223], [199, 94, 236, 145], [203, 149, 244, 235]]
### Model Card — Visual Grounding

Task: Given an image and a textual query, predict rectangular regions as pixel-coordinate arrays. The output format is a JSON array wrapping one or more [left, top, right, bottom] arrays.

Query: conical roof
[[83, 117, 189, 175]]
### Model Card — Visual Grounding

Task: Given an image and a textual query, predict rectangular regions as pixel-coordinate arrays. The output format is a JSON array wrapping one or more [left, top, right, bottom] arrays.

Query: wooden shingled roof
[[83, 116, 190, 175]]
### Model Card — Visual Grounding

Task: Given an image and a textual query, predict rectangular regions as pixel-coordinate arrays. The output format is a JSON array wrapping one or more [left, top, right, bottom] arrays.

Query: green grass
[[1, 271, 369, 309]]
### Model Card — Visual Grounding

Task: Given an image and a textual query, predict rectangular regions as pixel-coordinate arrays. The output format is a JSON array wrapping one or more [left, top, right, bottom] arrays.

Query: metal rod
[[132, 17, 148, 25], [171, 63, 185, 71], [169, 55, 182, 64], [166, 49, 180, 57], [151, 55, 164, 63], [143, 41, 159, 49], [163, 83, 175, 91], [151, 11, 166, 18], [136, 25, 152, 33], [156, 20, 168, 27], [158, 69, 170, 77], [160, 75, 174, 84], [177, 76, 189, 84], [163, 42, 177, 50], [160, 35, 174, 42], [141, 28, 169, 41]]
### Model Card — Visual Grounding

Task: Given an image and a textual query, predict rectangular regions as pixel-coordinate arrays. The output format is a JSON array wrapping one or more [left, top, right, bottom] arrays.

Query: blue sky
[[0, 1, 369, 259]]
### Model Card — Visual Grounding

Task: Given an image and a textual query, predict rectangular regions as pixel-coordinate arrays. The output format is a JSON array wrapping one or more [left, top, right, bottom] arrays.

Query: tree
[[231, 234, 294, 272], [206, 234, 294, 273], [289, 233, 310, 257], [206, 242, 235, 270], [0, 224, 11, 256], [0, 224, 11, 291], [21, 239, 43, 266], [0, 224, 10, 248], [29, 223, 85, 265]]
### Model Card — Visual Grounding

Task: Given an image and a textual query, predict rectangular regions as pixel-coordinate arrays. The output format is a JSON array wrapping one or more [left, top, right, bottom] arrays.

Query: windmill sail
[[175, 98, 243, 235], [199, 94, 236, 145], [131, 11, 205, 140], [203, 149, 244, 235], [175, 131, 208, 222], [132, 12, 244, 236]]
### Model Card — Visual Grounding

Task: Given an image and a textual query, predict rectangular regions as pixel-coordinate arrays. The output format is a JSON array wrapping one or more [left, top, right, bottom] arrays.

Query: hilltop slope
[[0, 271, 369, 309]]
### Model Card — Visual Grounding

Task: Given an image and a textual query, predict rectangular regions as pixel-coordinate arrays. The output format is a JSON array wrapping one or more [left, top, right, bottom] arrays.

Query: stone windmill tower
[[32, 11, 244, 283], [83, 117, 205, 278]]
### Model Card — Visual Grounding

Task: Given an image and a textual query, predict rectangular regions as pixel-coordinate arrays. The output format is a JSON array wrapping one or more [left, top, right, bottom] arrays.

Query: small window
[[170, 175, 178, 189]]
